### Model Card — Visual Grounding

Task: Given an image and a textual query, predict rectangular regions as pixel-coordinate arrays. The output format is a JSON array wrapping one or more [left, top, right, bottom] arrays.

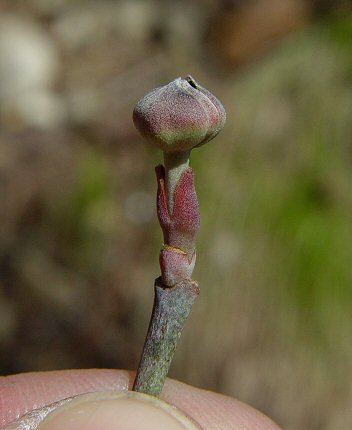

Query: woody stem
[[132, 277, 199, 397]]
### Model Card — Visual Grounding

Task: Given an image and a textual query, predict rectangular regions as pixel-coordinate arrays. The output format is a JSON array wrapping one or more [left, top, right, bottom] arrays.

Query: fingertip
[[162, 379, 282, 430], [35, 392, 199, 430], [1, 370, 281, 430]]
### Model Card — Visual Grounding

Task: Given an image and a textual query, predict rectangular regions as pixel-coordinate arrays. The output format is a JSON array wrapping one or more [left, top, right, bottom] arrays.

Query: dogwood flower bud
[[133, 76, 226, 152]]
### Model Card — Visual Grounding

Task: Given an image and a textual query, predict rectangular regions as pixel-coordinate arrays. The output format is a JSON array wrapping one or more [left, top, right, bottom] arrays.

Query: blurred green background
[[0, 1, 351, 429]]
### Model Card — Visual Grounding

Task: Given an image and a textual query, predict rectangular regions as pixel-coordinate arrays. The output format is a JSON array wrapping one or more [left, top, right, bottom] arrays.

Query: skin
[[0, 369, 281, 430]]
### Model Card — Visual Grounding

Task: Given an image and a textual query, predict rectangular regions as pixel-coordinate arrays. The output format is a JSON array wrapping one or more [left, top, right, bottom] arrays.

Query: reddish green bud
[[133, 76, 226, 152]]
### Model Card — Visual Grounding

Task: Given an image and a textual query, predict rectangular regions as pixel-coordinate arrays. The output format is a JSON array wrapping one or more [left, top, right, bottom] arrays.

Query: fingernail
[[4, 391, 200, 430]]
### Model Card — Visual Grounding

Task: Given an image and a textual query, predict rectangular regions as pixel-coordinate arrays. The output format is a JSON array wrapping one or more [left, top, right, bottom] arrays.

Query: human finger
[[0, 369, 281, 430]]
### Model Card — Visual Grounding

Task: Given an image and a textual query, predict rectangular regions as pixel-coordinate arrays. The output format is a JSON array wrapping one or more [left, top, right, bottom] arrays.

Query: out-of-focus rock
[[4, 90, 66, 130], [51, 0, 161, 135], [0, 15, 63, 129], [30, 0, 71, 17], [52, 0, 158, 51], [208, 0, 311, 69], [114, 0, 158, 42], [158, 2, 206, 58], [0, 16, 58, 96], [30, 0, 71, 16]]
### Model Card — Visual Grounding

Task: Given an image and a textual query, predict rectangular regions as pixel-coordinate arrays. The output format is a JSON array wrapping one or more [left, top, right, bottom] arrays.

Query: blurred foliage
[[47, 150, 113, 270]]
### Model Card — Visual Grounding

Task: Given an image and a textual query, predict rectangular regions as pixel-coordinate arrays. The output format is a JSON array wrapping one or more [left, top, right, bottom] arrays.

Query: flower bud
[[133, 76, 226, 152]]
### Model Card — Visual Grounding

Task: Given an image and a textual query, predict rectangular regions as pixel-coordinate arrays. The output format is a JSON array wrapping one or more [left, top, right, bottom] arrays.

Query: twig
[[133, 277, 199, 396], [132, 75, 225, 396]]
